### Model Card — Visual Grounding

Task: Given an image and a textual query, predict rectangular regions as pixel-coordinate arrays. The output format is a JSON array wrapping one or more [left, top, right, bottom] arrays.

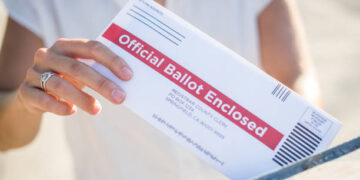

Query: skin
[[0, 0, 319, 151], [258, 0, 320, 105]]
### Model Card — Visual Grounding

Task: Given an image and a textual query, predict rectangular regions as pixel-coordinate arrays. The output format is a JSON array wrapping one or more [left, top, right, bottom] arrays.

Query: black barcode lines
[[272, 83, 291, 102], [272, 123, 322, 166]]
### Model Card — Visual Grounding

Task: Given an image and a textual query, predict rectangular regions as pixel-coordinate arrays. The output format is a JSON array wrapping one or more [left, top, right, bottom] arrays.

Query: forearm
[[0, 18, 45, 151], [258, 0, 320, 105], [0, 90, 42, 151]]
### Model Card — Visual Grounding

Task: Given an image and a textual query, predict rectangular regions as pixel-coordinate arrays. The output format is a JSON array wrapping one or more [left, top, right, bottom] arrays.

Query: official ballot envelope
[[86, 0, 342, 179]]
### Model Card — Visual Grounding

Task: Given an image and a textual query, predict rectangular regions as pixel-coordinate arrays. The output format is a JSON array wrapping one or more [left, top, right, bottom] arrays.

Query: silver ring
[[40, 72, 55, 91]]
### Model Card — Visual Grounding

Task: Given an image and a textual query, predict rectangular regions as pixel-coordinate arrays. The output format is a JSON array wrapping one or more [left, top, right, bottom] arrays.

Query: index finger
[[51, 39, 133, 81]]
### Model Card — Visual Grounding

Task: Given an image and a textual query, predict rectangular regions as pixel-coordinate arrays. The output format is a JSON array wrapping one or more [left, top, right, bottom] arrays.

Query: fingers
[[34, 52, 126, 104], [18, 83, 76, 116], [24, 38, 132, 116], [49, 39, 133, 81], [26, 68, 102, 115], [45, 75, 102, 115]]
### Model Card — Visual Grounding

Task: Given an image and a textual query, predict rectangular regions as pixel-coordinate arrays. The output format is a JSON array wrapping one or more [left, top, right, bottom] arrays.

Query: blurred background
[[0, 0, 359, 179]]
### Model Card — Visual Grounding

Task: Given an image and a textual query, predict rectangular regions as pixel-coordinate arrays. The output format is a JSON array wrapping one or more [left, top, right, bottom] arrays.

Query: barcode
[[271, 83, 291, 102], [272, 123, 322, 167]]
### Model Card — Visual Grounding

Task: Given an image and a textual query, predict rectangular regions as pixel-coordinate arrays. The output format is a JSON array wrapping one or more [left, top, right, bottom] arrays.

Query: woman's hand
[[17, 38, 133, 116]]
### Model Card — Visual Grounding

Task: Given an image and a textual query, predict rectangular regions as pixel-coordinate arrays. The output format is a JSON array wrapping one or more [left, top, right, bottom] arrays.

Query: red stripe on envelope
[[102, 24, 283, 150]]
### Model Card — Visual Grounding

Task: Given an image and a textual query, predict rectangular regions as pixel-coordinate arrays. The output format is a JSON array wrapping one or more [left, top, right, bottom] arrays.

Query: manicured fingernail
[[112, 88, 126, 104], [121, 67, 133, 80], [93, 100, 102, 114], [71, 106, 77, 114]]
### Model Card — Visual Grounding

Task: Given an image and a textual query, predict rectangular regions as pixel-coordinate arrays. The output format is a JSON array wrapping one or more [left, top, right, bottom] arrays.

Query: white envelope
[[85, 0, 342, 179]]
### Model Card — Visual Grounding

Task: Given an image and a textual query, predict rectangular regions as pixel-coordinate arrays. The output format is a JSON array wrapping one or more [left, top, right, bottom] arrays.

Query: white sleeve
[[2, 0, 43, 39]]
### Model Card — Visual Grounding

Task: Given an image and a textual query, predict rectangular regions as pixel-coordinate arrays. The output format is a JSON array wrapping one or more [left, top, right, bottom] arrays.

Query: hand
[[17, 39, 133, 115]]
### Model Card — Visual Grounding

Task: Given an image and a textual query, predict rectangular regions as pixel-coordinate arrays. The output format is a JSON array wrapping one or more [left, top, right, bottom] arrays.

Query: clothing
[[2, 0, 271, 179]]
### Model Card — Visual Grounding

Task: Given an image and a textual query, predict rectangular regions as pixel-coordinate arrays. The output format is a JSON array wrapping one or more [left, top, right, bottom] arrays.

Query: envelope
[[85, 0, 342, 179]]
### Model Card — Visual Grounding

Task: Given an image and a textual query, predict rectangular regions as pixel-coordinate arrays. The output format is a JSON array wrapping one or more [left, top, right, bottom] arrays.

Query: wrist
[[0, 90, 43, 151]]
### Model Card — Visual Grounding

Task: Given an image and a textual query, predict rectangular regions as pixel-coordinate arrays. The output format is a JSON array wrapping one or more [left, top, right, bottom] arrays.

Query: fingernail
[[112, 89, 126, 104], [121, 67, 133, 80], [71, 106, 77, 114], [93, 100, 102, 114]]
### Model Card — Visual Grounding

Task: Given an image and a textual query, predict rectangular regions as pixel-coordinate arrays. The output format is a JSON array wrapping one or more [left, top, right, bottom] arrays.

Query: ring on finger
[[40, 72, 56, 91]]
